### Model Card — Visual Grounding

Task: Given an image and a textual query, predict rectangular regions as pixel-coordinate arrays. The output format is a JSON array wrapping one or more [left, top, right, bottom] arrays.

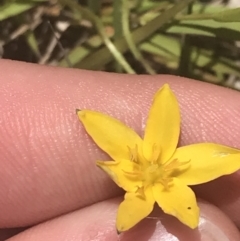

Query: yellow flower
[[77, 84, 240, 233]]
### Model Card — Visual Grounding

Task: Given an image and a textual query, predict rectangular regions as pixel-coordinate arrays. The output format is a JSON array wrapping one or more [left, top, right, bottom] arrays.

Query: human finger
[[4, 198, 240, 241], [0, 59, 240, 227]]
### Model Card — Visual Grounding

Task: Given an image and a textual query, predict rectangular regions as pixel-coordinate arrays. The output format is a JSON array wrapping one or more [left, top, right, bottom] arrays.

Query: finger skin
[[0, 59, 240, 227], [5, 199, 240, 241], [0, 228, 23, 241]]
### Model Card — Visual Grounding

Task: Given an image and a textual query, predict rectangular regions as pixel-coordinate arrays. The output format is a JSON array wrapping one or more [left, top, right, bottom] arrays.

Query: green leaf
[[25, 30, 40, 58], [166, 20, 240, 40], [213, 8, 240, 22], [178, 7, 240, 22], [68, 0, 196, 70], [0, 2, 36, 21], [60, 34, 107, 67], [140, 34, 240, 78], [60, 46, 91, 67]]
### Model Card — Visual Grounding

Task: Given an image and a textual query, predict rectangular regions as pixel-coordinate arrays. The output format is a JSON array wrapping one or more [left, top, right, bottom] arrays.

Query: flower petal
[[172, 143, 240, 185], [143, 84, 180, 163], [152, 178, 199, 229], [78, 110, 142, 161], [97, 159, 142, 192], [116, 187, 154, 232]]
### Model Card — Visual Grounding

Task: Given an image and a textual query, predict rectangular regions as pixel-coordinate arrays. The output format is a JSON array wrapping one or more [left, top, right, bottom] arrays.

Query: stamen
[[158, 178, 173, 190], [150, 143, 161, 164], [122, 169, 142, 176], [164, 159, 179, 171], [127, 145, 139, 163], [163, 158, 190, 172]]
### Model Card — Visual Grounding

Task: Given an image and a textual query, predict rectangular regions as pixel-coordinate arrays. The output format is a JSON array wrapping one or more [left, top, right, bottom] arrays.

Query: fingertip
[[7, 199, 240, 241]]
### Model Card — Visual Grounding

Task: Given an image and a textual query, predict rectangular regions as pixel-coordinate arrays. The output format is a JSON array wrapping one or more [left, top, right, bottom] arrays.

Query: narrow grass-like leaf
[[177, 7, 240, 22], [74, 0, 196, 70], [166, 20, 240, 40], [122, 0, 156, 74], [178, 3, 193, 77], [60, 34, 109, 67], [113, 0, 124, 72], [140, 34, 180, 59], [140, 34, 240, 78], [139, 3, 229, 27], [191, 3, 226, 13], [136, 0, 168, 13], [204, 7, 240, 22], [25, 30, 40, 58], [0, 2, 36, 21], [60, 0, 135, 73], [113, 0, 123, 39], [60, 46, 91, 67]]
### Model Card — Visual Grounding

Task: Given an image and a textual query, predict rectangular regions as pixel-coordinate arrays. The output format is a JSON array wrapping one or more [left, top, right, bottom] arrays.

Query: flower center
[[144, 163, 162, 186], [144, 158, 190, 189], [125, 144, 190, 191]]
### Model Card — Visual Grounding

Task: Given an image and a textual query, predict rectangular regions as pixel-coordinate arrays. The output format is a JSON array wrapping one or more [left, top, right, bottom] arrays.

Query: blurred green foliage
[[1, 0, 240, 87]]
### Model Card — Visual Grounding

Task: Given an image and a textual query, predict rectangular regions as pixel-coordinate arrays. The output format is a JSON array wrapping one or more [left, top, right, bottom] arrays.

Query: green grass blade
[[25, 30, 40, 58], [113, 0, 123, 39], [74, 0, 196, 70], [60, 0, 135, 73], [177, 7, 240, 22], [0, 2, 36, 21], [140, 34, 240, 78], [122, 0, 156, 74], [178, 3, 193, 77], [166, 20, 240, 40]]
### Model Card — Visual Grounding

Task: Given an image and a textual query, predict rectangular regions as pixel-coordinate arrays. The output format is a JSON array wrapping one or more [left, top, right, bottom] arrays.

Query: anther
[[127, 145, 139, 163], [150, 144, 161, 164]]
